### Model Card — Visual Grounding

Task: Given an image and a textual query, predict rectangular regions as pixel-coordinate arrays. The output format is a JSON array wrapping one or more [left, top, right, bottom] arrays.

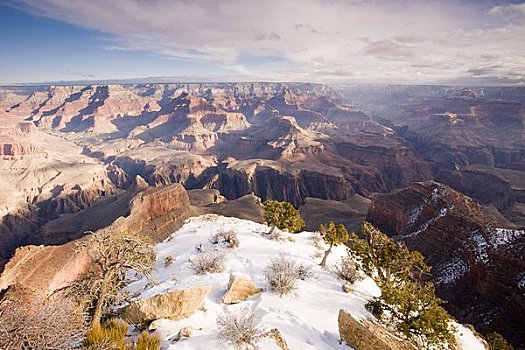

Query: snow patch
[[434, 257, 469, 286], [407, 205, 423, 225], [518, 273, 525, 290], [488, 228, 525, 248], [470, 231, 490, 264], [403, 207, 448, 238]]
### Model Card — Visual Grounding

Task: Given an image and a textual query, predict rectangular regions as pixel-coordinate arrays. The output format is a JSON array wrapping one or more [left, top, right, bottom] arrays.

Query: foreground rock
[[122, 285, 213, 323], [221, 273, 262, 304], [338, 309, 416, 350], [0, 182, 192, 303]]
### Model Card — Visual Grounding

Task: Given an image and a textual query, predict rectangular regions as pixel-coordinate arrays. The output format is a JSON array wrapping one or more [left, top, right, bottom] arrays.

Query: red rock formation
[[0, 182, 191, 302]]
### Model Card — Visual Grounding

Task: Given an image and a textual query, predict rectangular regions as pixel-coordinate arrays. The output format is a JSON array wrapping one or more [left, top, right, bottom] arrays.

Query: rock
[[338, 309, 416, 350], [122, 285, 213, 323], [173, 326, 196, 341], [342, 283, 353, 293], [264, 328, 289, 350], [221, 273, 262, 304]]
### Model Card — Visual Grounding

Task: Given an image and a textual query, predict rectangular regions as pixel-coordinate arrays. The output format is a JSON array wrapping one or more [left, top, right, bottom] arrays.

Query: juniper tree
[[263, 200, 304, 234], [318, 221, 349, 267], [347, 221, 429, 287], [347, 222, 456, 349], [70, 231, 156, 326]]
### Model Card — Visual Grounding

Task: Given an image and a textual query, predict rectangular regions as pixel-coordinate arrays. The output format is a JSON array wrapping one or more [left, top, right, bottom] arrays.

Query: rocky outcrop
[[221, 273, 262, 304], [122, 285, 213, 323], [367, 181, 525, 348], [105, 182, 191, 241], [0, 239, 90, 299], [199, 162, 355, 207], [0, 182, 192, 303], [338, 309, 416, 350]]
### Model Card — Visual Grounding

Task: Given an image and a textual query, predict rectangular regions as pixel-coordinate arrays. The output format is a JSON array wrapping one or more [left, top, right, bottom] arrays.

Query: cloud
[[489, 3, 525, 22], [7, 0, 525, 84]]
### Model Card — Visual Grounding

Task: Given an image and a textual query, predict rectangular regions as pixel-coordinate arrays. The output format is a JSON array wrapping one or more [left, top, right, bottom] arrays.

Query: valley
[[1, 82, 525, 348]]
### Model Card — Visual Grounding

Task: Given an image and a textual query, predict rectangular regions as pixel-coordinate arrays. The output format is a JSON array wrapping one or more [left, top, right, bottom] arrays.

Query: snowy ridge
[[434, 257, 469, 286], [125, 215, 485, 350], [488, 227, 525, 248]]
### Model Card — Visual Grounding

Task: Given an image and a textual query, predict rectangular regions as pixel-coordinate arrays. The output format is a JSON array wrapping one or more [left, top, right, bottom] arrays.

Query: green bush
[[319, 221, 349, 266], [349, 222, 456, 350], [484, 332, 515, 350], [263, 200, 304, 233], [135, 331, 161, 350]]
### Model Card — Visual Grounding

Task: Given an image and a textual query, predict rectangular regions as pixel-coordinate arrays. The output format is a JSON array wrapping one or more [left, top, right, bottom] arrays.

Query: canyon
[[1, 83, 524, 348]]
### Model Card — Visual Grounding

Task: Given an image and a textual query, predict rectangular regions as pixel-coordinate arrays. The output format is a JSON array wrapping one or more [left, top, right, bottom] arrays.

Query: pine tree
[[263, 200, 304, 234], [319, 221, 349, 267]]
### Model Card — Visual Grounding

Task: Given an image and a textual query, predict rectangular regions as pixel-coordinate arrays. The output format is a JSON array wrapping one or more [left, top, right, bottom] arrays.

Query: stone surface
[[221, 273, 262, 304], [122, 285, 213, 323], [338, 309, 416, 350]]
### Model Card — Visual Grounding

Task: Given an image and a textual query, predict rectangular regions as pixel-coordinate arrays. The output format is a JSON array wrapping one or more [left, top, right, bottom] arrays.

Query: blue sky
[[1, 0, 524, 85]]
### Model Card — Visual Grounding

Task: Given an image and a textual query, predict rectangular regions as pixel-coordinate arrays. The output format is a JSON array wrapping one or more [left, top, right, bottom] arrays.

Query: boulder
[[221, 273, 262, 304], [174, 326, 197, 341], [122, 285, 212, 323], [338, 309, 416, 350]]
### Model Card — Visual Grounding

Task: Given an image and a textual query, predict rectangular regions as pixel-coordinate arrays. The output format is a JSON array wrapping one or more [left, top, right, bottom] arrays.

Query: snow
[[407, 205, 423, 225], [518, 273, 525, 290], [403, 207, 448, 238], [455, 324, 486, 350], [488, 228, 525, 248], [434, 257, 468, 286], [470, 231, 490, 264], [125, 214, 485, 350]]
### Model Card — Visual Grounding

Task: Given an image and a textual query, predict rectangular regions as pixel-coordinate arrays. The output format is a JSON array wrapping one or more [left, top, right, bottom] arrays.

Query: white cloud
[[9, 0, 525, 84]]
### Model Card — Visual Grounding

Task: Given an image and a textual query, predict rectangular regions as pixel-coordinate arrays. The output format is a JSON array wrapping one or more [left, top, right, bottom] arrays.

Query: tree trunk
[[320, 244, 333, 267], [92, 272, 112, 326]]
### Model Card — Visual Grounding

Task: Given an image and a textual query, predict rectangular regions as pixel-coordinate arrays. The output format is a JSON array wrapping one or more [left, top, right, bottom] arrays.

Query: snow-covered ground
[[125, 214, 486, 350]]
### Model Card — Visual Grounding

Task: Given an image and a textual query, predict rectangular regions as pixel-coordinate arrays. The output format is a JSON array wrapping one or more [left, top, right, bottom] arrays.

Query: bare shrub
[[188, 250, 225, 274], [264, 255, 299, 296], [210, 229, 240, 249], [296, 262, 315, 281], [0, 296, 85, 350], [217, 309, 264, 350], [335, 257, 359, 284], [263, 228, 285, 241], [311, 232, 325, 251]]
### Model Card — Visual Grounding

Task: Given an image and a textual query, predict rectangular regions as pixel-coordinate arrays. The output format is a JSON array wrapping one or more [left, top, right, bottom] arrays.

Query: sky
[[1, 0, 524, 85]]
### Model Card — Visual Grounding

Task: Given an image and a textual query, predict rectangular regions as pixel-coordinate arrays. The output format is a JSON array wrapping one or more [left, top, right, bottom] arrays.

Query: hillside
[[123, 215, 485, 350]]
